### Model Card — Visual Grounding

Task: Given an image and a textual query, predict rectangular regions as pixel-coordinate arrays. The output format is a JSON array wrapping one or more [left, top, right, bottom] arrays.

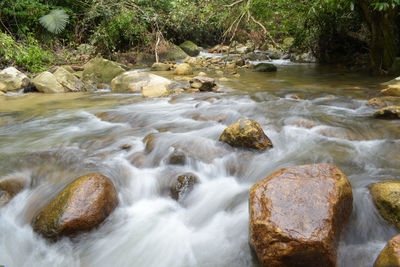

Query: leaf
[[350, 2, 354, 11], [39, 9, 69, 34]]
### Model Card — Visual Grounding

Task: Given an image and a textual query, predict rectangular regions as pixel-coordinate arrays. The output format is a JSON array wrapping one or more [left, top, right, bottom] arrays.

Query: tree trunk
[[357, 0, 399, 75]]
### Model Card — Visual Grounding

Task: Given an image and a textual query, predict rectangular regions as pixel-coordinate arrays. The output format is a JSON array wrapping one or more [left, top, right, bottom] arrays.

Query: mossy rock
[[374, 234, 400, 267], [160, 44, 189, 62], [253, 63, 277, 72], [219, 118, 273, 151], [82, 58, 129, 83], [179, 41, 201, 57], [374, 106, 400, 119], [32, 173, 118, 240], [370, 180, 400, 230]]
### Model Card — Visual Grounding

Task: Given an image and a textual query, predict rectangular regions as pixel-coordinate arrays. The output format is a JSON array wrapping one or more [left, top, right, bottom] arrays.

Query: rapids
[[0, 61, 399, 267]]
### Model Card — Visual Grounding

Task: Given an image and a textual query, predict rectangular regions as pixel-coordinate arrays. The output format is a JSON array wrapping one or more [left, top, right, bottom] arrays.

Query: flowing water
[[0, 61, 400, 267]]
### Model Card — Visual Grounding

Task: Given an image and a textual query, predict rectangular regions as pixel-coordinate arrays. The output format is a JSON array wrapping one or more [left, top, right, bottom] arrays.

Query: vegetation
[[0, 0, 399, 74]]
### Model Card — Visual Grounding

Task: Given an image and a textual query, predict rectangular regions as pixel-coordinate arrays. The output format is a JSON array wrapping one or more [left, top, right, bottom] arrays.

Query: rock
[[249, 163, 353, 267], [167, 149, 187, 165], [189, 76, 216, 91], [0, 176, 26, 206], [253, 63, 277, 72], [143, 133, 158, 152], [0, 67, 30, 92], [53, 67, 84, 92], [32, 173, 118, 239], [291, 52, 317, 63], [82, 58, 127, 83], [179, 41, 201, 57], [174, 63, 193, 75], [374, 234, 400, 267], [32, 72, 66, 93], [110, 71, 171, 93], [374, 106, 400, 119], [142, 84, 170, 98], [198, 72, 207, 76], [170, 173, 199, 201], [208, 44, 229, 54], [367, 97, 400, 108], [243, 52, 271, 61], [370, 180, 400, 230], [161, 43, 188, 62], [381, 85, 400, 97], [219, 119, 273, 151], [97, 83, 108, 90], [151, 63, 171, 71], [60, 65, 75, 73], [187, 88, 200, 93], [268, 51, 281, 60]]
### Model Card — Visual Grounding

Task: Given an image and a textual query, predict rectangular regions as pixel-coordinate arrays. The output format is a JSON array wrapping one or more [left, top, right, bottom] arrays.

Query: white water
[[0, 64, 399, 267]]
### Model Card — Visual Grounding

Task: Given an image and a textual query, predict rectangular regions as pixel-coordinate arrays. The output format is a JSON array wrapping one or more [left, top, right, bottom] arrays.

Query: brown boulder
[[189, 76, 216, 91], [374, 234, 400, 267], [32, 173, 118, 239], [381, 85, 400, 97], [0, 176, 26, 206], [170, 173, 199, 201], [219, 119, 273, 151], [249, 163, 353, 267]]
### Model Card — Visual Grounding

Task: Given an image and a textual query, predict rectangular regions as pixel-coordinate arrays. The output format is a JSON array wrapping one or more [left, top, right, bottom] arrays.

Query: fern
[[39, 9, 69, 34]]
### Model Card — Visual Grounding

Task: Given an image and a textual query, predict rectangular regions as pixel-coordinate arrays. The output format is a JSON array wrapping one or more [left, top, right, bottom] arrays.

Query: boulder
[[367, 97, 400, 108], [374, 234, 400, 267], [0, 176, 26, 206], [219, 119, 273, 151], [381, 85, 400, 97], [0, 67, 30, 92], [189, 76, 216, 91], [32, 72, 66, 93], [151, 63, 171, 71], [167, 149, 187, 165], [374, 106, 400, 119], [370, 180, 400, 230], [253, 63, 277, 72], [53, 67, 84, 92], [160, 43, 188, 62], [208, 44, 229, 54], [291, 52, 317, 63], [32, 173, 118, 239], [179, 41, 201, 57], [110, 71, 171, 93], [142, 84, 170, 98], [82, 58, 127, 83], [174, 63, 193, 75], [171, 173, 199, 201], [249, 163, 353, 267]]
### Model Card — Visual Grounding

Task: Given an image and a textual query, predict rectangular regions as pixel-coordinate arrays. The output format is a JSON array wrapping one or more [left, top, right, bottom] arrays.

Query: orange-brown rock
[[32, 173, 118, 239], [0, 176, 26, 206], [374, 106, 400, 119], [249, 163, 353, 267], [219, 119, 273, 151], [374, 234, 400, 267]]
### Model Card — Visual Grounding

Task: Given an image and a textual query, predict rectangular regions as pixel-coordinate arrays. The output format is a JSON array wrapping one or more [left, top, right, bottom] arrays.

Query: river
[[0, 60, 399, 267]]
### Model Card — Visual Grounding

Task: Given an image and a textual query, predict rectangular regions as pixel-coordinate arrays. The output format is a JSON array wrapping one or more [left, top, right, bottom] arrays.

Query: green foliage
[[0, 33, 54, 72], [39, 9, 69, 34]]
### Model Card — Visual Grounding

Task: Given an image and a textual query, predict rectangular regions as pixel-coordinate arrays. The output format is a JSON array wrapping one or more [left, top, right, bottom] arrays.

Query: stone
[[187, 88, 200, 93], [219, 119, 273, 151], [374, 106, 400, 119], [53, 67, 84, 92], [370, 180, 400, 230], [381, 85, 400, 97], [179, 41, 201, 57], [290, 52, 317, 63], [208, 44, 229, 54], [32, 72, 66, 93], [110, 71, 171, 93], [374, 234, 400, 267], [0, 67, 30, 92], [249, 163, 353, 267], [253, 63, 277, 72], [189, 76, 216, 91], [174, 63, 193, 75], [143, 133, 158, 152], [142, 84, 170, 98], [160, 43, 188, 62], [170, 173, 199, 201], [0, 176, 26, 206], [167, 149, 187, 165], [268, 51, 281, 60], [367, 97, 400, 108], [82, 58, 127, 83], [151, 63, 171, 71], [32, 173, 118, 240]]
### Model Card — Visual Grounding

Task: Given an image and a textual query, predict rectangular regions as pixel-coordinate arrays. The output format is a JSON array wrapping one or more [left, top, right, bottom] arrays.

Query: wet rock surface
[[0, 176, 26, 207], [249, 163, 353, 267], [374, 234, 400, 267], [170, 173, 199, 201], [374, 106, 400, 119]]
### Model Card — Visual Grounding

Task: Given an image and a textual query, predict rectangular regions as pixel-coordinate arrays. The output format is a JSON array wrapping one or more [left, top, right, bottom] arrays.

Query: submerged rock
[[32, 173, 118, 239], [174, 63, 193, 75], [179, 41, 201, 57], [0, 176, 26, 206], [374, 234, 400, 267], [82, 58, 127, 83], [374, 106, 400, 119], [189, 76, 216, 91], [370, 180, 400, 230], [167, 149, 187, 165], [32, 72, 66, 93], [110, 71, 171, 93], [170, 173, 199, 201], [249, 163, 353, 267], [219, 119, 273, 151], [0, 67, 30, 92], [151, 63, 171, 71], [253, 63, 277, 72]]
